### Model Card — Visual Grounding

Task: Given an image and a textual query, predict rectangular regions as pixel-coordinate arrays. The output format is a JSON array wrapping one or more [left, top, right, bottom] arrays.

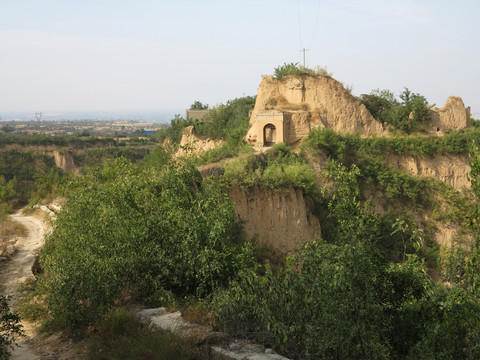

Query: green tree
[[189, 101, 208, 110], [40, 158, 255, 332], [359, 89, 397, 124], [360, 88, 431, 133], [0, 295, 24, 359]]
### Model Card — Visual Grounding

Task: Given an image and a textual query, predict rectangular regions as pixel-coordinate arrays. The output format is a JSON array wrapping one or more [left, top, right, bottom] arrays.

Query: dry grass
[[86, 308, 196, 360], [181, 302, 218, 329], [0, 217, 27, 254], [266, 95, 308, 112]]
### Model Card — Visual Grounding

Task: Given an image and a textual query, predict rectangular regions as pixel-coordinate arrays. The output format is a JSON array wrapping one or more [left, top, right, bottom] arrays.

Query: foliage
[[0, 133, 117, 148], [40, 158, 255, 332], [87, 308, 194, 360], [0, 149, 57, 182], [73, 146, 152, 168], [0, 295, 24, 359], [189, 100, 208, 110], [193, 96, 255, 140], [359, 89, 396, 124], [0, 176, 16, 216], [471, 118, 480, 128], [154, 96, 255, 162], [156, 114, 190, 145], [273, 62, 332, 80], [360, 88, 432, 133], [215, 162, 434, 359], [139, 145, 170, 169], [215, 159, 480, 358], [304, 128, 475, 231], [222, 143, 317, 196], [191, 96, 256, 163], [305, 127, 480, 159]]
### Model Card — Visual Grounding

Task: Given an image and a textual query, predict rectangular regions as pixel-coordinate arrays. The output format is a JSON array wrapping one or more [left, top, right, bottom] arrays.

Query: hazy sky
[[1, 0, 479, 117]]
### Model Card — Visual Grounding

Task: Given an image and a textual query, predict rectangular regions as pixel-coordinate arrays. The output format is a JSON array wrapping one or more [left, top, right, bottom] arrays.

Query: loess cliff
[[229, 186, 321, 254]]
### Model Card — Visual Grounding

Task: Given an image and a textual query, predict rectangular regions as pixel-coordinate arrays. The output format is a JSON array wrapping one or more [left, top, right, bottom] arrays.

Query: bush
[[222, 143, 317, 196], [0, 295, 24, 359], [40, 158, 256, 332], [360, 88, 431, 133], [194, 96, 255, 141], [273, 63, 332, 80]]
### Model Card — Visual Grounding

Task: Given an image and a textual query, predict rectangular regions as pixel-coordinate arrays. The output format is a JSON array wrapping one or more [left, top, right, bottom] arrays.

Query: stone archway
[[263, 124, 277, 145], [252, 110, 285, 147]]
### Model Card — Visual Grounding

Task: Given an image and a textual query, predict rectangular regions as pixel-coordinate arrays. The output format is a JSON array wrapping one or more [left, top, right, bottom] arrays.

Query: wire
[[310, 0, 321, 49], [297, 0, 303, 50]]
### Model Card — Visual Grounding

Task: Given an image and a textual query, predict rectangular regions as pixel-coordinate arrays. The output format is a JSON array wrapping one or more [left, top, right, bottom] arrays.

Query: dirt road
[[0, 209, 50, 359]]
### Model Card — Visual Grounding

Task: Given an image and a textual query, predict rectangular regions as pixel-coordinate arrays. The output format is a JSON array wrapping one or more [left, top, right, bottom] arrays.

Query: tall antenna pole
[[301, 48, 309, 68]]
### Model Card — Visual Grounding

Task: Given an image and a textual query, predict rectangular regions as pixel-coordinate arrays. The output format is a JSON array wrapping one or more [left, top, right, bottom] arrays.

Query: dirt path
[[0, 209, 48, 359]]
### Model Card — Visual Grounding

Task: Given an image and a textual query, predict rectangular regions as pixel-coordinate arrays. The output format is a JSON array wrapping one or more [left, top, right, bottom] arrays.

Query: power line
[[300, 48, 309, 68], [310, 0, 322, 49], [296, 0, 321, 67], [296, 0, 302, 49]]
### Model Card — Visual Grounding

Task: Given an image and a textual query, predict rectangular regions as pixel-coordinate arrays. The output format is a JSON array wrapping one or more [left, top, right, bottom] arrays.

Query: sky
[[1, 0, 479, 120]]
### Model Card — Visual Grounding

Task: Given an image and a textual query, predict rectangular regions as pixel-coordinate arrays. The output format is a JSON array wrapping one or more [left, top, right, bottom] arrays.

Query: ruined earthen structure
[[246, 75, 385, 147], [429, 96, 471, 134], [246, 75, 472, 147]]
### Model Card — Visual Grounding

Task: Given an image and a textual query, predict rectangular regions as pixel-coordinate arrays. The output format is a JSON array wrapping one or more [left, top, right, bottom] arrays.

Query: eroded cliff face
[[246, 75, 386, 147], [387, 154, 471, 191], [53, 150, 76, 173], [175, 126, 224, 157], [230, 186, 321, 254]]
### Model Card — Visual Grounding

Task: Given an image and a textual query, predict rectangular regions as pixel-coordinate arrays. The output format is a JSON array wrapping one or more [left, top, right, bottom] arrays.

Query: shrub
[[0, 295, 24, 359], [273, 63, 332, 80], [40, 158, 256, 332], [360, 88, 431, 133], [194, 96, 255, 141], [221, 143, 317, 196]]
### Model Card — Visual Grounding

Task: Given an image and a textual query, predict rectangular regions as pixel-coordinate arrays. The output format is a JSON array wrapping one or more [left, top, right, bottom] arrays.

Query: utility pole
[[301, 48, 309, 68], [35, 112, 42, 122]]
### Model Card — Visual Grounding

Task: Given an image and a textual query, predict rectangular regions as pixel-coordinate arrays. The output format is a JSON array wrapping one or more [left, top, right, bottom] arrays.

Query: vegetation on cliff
[[215, 160, 480, 359], [360, 88, 431, 133], [3, 78, 480, 359], [272, 62, 333, 80]]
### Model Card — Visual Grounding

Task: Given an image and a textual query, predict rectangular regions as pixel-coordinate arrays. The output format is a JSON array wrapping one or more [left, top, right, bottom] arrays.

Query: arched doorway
[[263, 124, 276, 146]]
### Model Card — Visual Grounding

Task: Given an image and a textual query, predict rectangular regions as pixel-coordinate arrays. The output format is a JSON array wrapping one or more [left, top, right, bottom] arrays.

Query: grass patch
[[0, 217, 26, 240], [0, 217, 27, 254], [18, 278, 49, 322], [221, 143, 318, 196], [86, 308, 195, 360]]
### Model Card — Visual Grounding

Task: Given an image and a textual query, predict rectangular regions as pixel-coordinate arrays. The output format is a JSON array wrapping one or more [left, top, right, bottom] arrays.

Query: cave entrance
[[263, 124, 277, 146]]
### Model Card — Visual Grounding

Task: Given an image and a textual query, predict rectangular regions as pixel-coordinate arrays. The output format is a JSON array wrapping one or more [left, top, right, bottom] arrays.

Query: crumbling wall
[[175, 126, 224, 157], [429, 96, 471, 134]]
